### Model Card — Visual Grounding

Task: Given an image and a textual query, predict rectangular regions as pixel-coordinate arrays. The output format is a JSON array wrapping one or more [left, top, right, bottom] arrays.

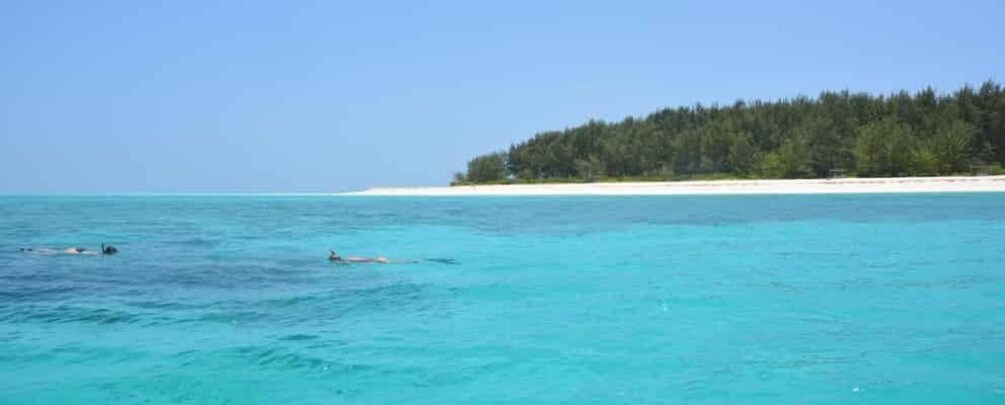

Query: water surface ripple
[[1, 195, 1003, 403]]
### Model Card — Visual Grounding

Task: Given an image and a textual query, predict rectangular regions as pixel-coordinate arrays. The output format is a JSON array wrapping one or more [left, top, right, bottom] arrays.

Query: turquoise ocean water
[[1, 194, 1003, 403]]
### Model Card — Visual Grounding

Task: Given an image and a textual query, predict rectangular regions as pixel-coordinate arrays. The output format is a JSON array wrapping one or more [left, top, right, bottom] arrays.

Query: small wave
[[0, 284, 79, 301], [278, 333, 320, 341], [0, 305, 140, 325], [261, 283, 429, 310], [425, 258, 459, 265], [196, 310, 266, 324], [166, 237, 219, 247], [210, 345, 377, 374], [123, 300, 203, 311]]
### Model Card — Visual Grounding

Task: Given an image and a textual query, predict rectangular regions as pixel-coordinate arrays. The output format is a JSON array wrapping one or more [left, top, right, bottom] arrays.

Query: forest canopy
[[457, 81, 1005, 184]]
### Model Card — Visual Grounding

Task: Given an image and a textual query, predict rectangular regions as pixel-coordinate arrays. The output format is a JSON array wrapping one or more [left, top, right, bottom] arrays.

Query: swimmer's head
[[101, 244, 118, 255]]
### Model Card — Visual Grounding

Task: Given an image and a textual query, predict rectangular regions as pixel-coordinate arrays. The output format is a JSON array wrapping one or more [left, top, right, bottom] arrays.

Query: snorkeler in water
[[329, 249, 391, 264], [346, 256, 392, 263], [36, 247, 97, 255], [327, 249, 455, 265], [328, 249, 430, 264], [19, 244, 117, 256]]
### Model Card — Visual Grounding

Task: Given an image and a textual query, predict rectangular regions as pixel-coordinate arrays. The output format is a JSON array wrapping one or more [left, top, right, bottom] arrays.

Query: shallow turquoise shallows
[[1, 194, 1004, 404]]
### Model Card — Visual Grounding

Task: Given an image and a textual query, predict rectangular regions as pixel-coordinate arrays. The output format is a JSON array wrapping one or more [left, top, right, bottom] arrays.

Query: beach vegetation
[[459, 81, 1005, 184], [465, 152, 508, 183]]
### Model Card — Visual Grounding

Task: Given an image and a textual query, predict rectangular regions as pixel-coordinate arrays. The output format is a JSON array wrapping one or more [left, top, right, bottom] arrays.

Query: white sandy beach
[[344, 176, 1005, 196]]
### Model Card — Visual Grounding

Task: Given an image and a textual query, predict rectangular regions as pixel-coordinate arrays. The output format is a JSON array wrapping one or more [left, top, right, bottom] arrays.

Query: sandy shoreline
[[343, 176, 1005, 196]]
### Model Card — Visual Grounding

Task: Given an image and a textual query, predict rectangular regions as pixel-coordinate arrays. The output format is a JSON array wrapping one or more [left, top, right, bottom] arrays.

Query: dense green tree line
[[457, 81, 1005, 184]]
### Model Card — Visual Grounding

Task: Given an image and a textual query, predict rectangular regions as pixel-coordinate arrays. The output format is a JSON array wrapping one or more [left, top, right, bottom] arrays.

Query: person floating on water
[[329, 249, 391, 264], [64, 247, 92, 255], [39, 247, 96, 255], [327, 249, 457, 265], [19, 244, 118, 256]]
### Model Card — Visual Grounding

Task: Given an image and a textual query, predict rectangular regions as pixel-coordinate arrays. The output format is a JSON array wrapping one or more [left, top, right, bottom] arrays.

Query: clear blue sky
[[1, 0, 1002, 192]]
